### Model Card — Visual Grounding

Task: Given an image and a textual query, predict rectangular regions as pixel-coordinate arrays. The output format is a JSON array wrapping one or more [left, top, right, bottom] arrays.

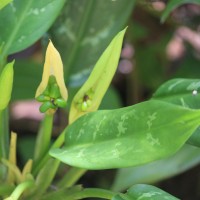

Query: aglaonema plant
[[1, 26, 200, 200], [0, 28, 126, 200]]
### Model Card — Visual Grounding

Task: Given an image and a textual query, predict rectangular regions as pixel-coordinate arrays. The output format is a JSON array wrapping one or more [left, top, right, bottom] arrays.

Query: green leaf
[[50, 100, 200, 169], [67, 86, 122, 116], [187, 127, 200, 147], [152, 78, 200, 147], [69, 28, 126, 123], [0, 0, 12, 10], [50, 0, 135, 83], [112, 184, 179, 200], [0, 61, 14, 110], [112, 144, 200, 192], [161, 0, 200, 23], [0, 0, 66, 56], [116, 184, 179, 200], [152, 78, 200, 109]]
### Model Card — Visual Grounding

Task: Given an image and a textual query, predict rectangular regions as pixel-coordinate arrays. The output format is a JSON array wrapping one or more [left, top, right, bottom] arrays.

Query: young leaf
[[0, 61, 14, 110], [35, 41, 68, 101], [69, 28, 126, 123], [161, 0, 200, 23], [50, 100, 200, 169]]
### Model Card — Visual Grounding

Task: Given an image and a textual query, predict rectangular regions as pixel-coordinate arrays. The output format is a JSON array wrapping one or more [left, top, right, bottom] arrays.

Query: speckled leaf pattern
[[161, 0, 200, 22], [50, 100, 200, 169], [0, 0, 66, 55], [112, 184, 179, 200], [152, 78, 200, 147]]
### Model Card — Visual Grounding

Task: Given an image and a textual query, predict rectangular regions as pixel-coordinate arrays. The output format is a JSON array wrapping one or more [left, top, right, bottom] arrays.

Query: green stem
[[32, 117, 88, 186], [1, 158, 22, 184], [67, 188, 116, 200], [0, 108, 9, 180], [4, 180, 34, 200], [32, 128, 65, 176], [0, 109, 9, 159], [33, 113, 54, 165], [57, 167, 86, 188], [33, 127, 87, 187], [28, 159, 60, 200]]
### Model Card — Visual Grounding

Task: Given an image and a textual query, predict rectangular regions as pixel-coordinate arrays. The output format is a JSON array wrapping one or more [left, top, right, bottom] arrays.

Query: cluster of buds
[[35, 41, 68, 114], [36, 75, 67, 113]]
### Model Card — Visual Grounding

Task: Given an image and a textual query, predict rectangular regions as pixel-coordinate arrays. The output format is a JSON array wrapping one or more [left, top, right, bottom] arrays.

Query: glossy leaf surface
[[50, 100, 200, 169], [112, 144, 200, 191], [112, 184, 179, 200], [152, 78, 200, 109], [161, 0, 200, 23], [50, 0, 135, 83], [0, 0, 66, 56], [152, 78, 200, 147]]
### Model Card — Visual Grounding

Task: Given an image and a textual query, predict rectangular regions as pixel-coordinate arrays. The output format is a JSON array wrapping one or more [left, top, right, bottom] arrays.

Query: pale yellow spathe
[[35, 41, 68, 100]]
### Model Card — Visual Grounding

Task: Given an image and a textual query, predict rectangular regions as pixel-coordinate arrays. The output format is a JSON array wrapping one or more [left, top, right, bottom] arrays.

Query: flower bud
[[35, 41, 68, 114]]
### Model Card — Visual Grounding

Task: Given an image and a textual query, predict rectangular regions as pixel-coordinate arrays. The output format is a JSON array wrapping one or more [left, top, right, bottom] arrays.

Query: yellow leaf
[[35, 41, 68, 101], [69, 28, 127, 123]]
